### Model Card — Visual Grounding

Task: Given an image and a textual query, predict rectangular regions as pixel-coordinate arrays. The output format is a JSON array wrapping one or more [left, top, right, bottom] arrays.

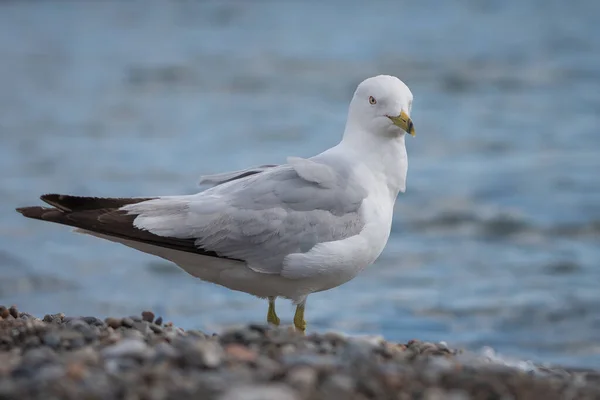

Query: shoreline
[[0, 306, 599, 399]]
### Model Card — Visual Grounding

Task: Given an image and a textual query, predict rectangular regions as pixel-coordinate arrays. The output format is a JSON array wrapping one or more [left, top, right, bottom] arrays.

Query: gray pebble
[[282, 354, 340, 370], [42, 313, 64, 324], [128, 315, 143, 323], [179, 340, 224, 368], [22, 335, 41, 349], [280, 344, 296, 355], [0, 336, 13, 348], [66, 318, 92, 331], [66, 346, 101, 365], [121, 317, 134, 328], [132, 321, 151, 335], [218, 384, 299, 400], [42, 332, 61, 349], [153, 342, 179, 360], [285, 365, 318, 391], [150, 324, 163, 334], [81, 316, 105, 326], [319, 373, 356, 398], [220, 328, 263, 345], [101, 338, 153, 360], [35, 364, 66, 382], [121, 329, 145, 341], [105, 357, 140, 374], [187, 329, 208, 339], [21, 347, 58, 368]]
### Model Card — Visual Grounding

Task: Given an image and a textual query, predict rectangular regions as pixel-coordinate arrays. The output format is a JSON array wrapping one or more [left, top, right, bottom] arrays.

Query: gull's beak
[[388, 110, 415, 136]]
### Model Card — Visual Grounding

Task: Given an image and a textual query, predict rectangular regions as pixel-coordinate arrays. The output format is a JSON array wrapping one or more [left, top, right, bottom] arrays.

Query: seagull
[[16, 75, 416, 332]]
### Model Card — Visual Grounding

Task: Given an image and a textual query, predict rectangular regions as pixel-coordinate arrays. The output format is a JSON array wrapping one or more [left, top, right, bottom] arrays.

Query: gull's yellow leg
[[267, 296, 280, 326], [293, 302, 307, 333]]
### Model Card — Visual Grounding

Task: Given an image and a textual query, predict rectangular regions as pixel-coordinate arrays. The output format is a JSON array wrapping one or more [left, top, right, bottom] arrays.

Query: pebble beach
[[1, 306, 599, 400]]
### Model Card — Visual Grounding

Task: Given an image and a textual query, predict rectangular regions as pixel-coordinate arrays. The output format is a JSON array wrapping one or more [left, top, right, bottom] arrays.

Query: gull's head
[[347, 75, 415, 138]]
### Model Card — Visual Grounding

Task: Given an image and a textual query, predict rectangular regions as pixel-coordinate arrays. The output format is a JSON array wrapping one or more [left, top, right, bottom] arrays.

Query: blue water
[[1, 1, 599, 368]]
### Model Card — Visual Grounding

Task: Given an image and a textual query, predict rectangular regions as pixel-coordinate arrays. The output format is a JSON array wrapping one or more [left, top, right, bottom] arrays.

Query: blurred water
[[1, 1, 599, 368]]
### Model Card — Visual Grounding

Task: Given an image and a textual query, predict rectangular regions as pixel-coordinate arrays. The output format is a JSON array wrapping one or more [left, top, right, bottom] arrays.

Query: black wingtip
[[15, 207, 28, 215], [15, 206, 52, 219]]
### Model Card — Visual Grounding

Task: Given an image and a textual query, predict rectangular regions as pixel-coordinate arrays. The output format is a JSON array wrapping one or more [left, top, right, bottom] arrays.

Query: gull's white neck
[[337, 127, 408, 199]]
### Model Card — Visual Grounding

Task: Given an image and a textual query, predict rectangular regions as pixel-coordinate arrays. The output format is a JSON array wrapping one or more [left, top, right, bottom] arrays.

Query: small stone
[[218, 384, 299, 400], [248, 324, 269, 334], [141, 311, 155, 323], [101, 338, 152, 360], [69, 336, 86, 350], [179, 339, 223, 368], [150, 324, 163, 334], [154, 316, 163, 326], [42, 313, 64, 324], [104, 357, 138, 374], [286, 365, 318, 391], [42, 332, 61, 349], [8, 306, 18, 319], [22, 336, 41, 349], [253, 355, 281, 375], [128, 315, 143, 323], [18, 313, 35, 320], [121, 329, 145, 341], [419, 343, 443, 355], [21, 347, 58, 368], [81, 316, 104, 326], [280, 344, 296, 355], [0, 307, 9, 319], [319, 373, 355, 398], [187, 330, 207, 339], [323, 332, 347, 344], [225, 344, 258, 362], [132, 321, 151, 335], [66, 318, 92, 331], [67, 347, 101, 366], [34, 364, 64, 381], [105, 317, 122, 329], [0, 336, 13, 348], [121, 317, 134, 328], [154, 342, 179, 360], [65, 362, 87, 381], [220, 327, 262, 345]]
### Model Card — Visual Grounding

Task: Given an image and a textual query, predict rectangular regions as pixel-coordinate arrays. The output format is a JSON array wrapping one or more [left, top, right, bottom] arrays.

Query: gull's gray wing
[[123, 157, 367, 274]]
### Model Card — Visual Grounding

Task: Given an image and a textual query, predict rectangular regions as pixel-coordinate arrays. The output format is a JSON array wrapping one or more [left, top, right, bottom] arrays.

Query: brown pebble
[[225, 344, 258, 362], [8, 306, 18, 319], [65, 362, 87, 381], [105, 317, 122, 329], [141, 311, 155, 323], [0, 307, 9, 319], [155, 316, 163, 326]]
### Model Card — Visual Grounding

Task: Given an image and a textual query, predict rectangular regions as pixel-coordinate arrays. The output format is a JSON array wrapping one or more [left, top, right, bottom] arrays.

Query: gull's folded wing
[[17, 159, 366, 277]]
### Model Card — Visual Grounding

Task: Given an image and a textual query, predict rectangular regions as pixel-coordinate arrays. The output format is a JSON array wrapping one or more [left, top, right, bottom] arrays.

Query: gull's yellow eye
[[369, 96, 377, 105]]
